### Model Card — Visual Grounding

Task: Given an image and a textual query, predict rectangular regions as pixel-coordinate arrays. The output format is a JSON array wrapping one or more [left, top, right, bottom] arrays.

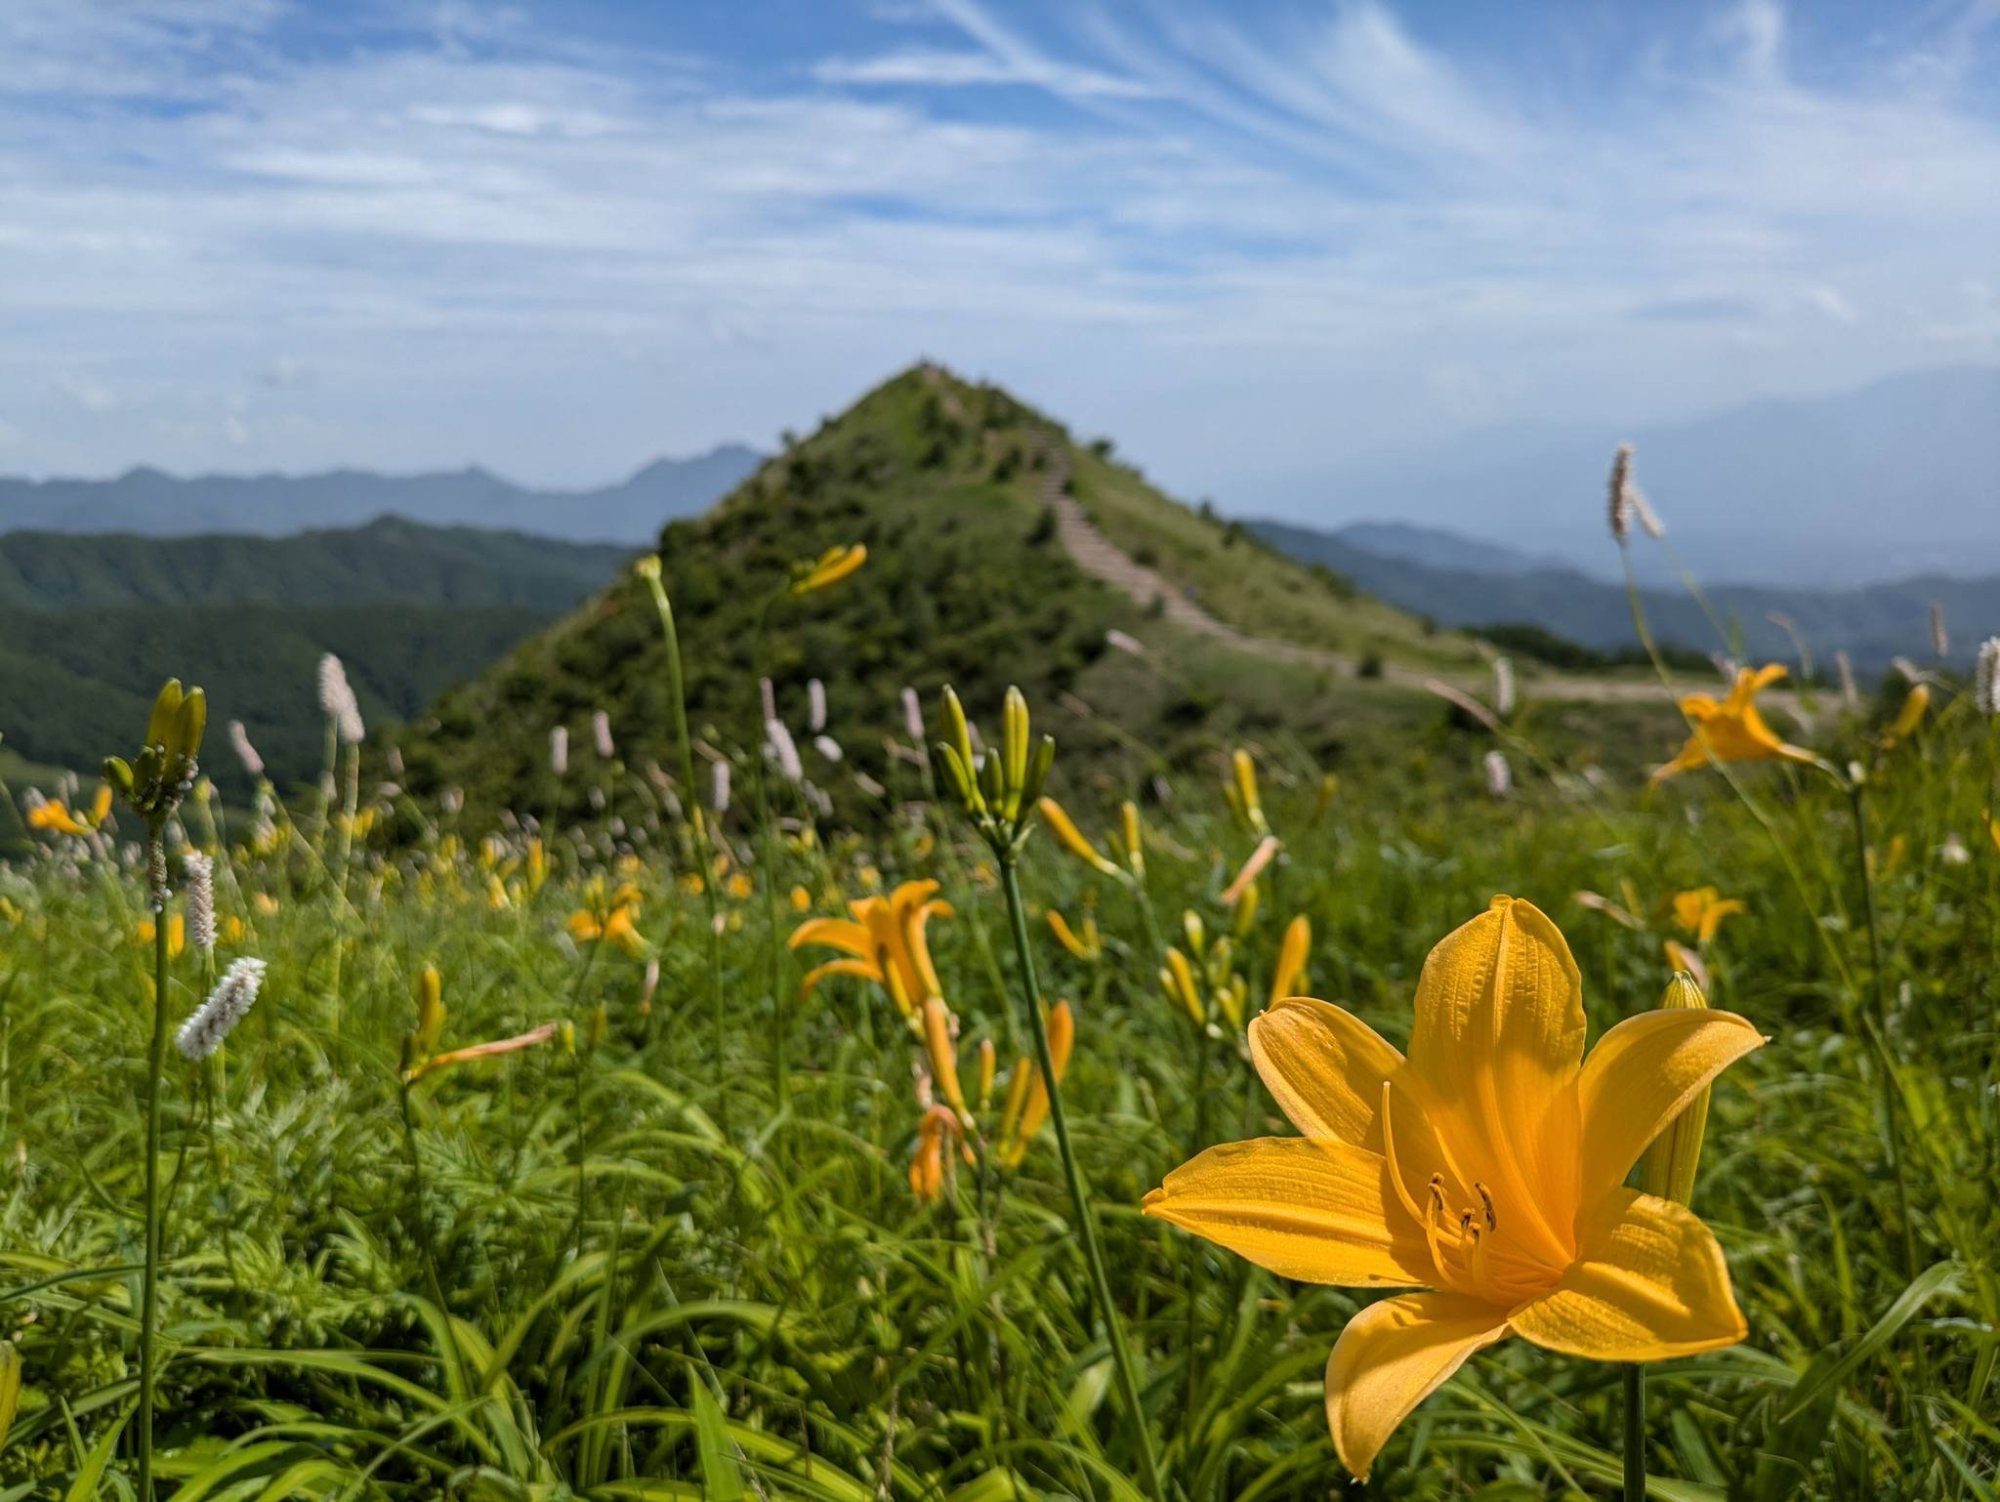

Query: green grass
[[0, 660, 1993, 1497]]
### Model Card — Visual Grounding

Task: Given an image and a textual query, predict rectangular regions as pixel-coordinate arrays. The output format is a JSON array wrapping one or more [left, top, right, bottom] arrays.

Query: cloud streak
[[0, 0, 1993, 525]]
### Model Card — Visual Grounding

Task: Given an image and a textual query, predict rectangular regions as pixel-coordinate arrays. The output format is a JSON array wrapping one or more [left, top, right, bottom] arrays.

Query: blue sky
[[2, 0, 1996, 522]]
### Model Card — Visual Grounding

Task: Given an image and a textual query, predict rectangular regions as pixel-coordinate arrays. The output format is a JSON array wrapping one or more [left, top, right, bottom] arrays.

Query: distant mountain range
[[0, 444, 762, 544], [1254, 518, 1995, 672], [1298, 365, 2000, 587]]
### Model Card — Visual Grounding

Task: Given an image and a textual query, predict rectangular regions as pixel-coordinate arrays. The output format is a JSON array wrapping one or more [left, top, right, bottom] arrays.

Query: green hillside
[[0, 603, 552, 801], [395, 365, 1538, 828], [0, 516, 629, 610]]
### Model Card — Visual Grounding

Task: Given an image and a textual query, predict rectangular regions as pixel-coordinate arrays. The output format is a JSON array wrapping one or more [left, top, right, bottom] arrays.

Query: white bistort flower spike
[[176, 957, 267, 1061], [228, 720, 264, 779], [1974, 638, 2000, 716], [184, 852, 215, 954]]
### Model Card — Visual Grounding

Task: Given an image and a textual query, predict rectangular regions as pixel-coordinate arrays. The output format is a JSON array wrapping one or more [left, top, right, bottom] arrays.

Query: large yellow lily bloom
[[789, 878, 951, 1018], [1653, 664, 1815, 781], [1143, 896, 1764, 1479]]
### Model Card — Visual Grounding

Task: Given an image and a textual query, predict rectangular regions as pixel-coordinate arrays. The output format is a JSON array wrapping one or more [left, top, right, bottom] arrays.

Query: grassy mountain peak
[[394, 363, 1499, 827]]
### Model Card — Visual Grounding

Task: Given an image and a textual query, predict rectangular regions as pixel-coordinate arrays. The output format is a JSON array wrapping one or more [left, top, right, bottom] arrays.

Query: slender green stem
[[137, 820, 171, 1502], [1623, 1362, 1645, 1501], [996, 857, 1166, 1502], [641, 565, 727, 1116], [1847, 782, 1920, 1282]]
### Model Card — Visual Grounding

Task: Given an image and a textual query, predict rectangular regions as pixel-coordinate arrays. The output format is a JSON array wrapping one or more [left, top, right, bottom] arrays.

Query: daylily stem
[[1847, 783, 1920, 1284], [136, 818, 170, 1502], [1623, 1362, 1645, 1500], [996, 856, 1166, 1502]]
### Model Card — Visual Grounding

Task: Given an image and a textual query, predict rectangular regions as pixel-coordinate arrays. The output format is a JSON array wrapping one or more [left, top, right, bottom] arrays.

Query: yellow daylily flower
[[137, 915, 187, 958], [1036, 797, 1124, 878], [1881, 683, 1929, 748], [789, 542, 868, 596], [28, 801, 90, 836], [568, 885, 645, 956], [1046, 908, 1103, 962], [994, 999, 1074, 1168], [789, 878, 951, 1019], [1653, 664, 1816, 781], [1668, 887, 1745, 945], [1269, 914, 1311, 1008], [1144, 896, 1764, 1480], [29, 785, 113, 838]]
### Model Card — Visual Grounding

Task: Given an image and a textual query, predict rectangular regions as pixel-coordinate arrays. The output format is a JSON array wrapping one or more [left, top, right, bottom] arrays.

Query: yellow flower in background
[[726, 872, 754, 901], [1881, 683, 1930, 748], [1269, 914, 1311, 1008], [789, 884, 812, 912], [28, 802, 89, 837], [1046, 908, 1103, 962], [994, 999, 1074, 1169], [28, 784, 112, 837], [1668, 888, 1745, 945], [789, 542, 868, 596], [790, 878, 952, 1019], [1653, 665, 1817, 781], [1227, 747, 1268, 834], [137, 915, 187, 958], [1036, 797, 1123, 878], [568, 881, 645, 956], [1143, 897, 1764, 1480]]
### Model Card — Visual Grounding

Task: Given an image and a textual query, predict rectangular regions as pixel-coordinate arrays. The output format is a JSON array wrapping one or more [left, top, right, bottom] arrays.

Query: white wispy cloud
[[0, 0, 1993, 519]]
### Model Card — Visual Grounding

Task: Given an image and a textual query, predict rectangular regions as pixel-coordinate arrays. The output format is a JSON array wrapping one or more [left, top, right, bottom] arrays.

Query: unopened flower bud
[[1640, 972, 1712, 1208]]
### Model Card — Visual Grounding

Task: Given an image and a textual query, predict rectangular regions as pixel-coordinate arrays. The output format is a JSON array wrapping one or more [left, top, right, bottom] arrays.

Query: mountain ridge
[[1253, 516, 1999, 671], [0, 444, 763, 544]]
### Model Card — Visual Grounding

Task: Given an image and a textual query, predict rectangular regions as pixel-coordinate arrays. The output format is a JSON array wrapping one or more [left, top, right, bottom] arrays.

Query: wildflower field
[[2, 542, 1998, 1501]]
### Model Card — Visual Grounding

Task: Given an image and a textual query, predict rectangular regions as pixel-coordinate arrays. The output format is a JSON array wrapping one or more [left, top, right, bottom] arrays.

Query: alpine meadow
[[0, 357, 1994, 1502]]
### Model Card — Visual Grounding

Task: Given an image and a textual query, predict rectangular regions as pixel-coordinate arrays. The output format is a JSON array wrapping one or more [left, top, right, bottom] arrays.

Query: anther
[[1474, 1181, 1497, 1232]]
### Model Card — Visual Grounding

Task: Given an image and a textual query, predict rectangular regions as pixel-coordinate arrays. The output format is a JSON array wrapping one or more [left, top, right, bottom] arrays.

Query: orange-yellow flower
[[789, 878, 951, 1019], [789, 543, 867, 596], [994, 1000, 1074, 1169], [1269, 914, 1311, 1008], [1653, 664, 1815, 781], [568, 882, 645, 956], [28, 784, 111, 837], [1143, 897, 1763, 1479], [1668, 887, 1745, 945], [137, 915, 187, 958], [1046, 908, 1102, 962]]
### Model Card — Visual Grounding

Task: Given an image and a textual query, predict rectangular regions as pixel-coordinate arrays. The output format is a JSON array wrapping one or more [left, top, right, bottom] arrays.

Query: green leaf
[[690, 1380, 746, 1502]]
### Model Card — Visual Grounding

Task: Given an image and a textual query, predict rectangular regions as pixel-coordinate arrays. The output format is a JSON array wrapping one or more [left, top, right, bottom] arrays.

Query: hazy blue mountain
[[1327, 521, 1561, 576], [0, 443, 762, 544], [1254, 518, 1998, 672], [1296, 365, 2000, 586]]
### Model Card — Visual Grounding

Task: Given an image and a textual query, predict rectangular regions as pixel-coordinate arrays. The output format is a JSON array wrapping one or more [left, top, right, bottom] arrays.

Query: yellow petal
[[1248, 997, 1402, 1148], [1269, 914, 1311, 1009], [1324, 1292, 1511, 1480], [787, 917, 872, 958], [1576, 1008, 1765, 1204], [797, 957, 880, 998], [1509, 1189, 1746, 1361], [1142, 1137, 1431, 1288], [1405, 897, 1585, 1249]]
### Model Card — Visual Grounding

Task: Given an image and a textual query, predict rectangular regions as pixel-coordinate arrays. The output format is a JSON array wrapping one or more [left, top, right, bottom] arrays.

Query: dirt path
[[1033, 435, 1685, 709]]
